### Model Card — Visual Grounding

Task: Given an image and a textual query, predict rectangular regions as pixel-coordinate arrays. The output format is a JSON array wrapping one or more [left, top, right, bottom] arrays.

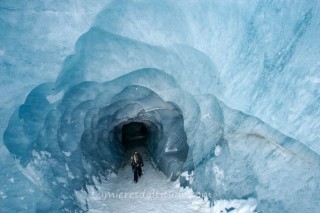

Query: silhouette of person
[[131, 151, 144, 183]]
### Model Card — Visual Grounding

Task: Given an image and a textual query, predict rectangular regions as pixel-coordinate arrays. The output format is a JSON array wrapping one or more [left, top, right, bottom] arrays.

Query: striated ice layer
[[1, 0, 320, 212], [4, 69, 191, 211]]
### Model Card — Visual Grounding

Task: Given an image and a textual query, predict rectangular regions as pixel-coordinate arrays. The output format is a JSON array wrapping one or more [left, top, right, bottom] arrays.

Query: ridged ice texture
[[1, 0, 320, 212], [4, 69, 191, 211]]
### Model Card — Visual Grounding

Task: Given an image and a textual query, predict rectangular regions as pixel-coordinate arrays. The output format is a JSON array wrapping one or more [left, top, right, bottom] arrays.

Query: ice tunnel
[[1, 0, 320, 212], [120, 122, 149, 148]]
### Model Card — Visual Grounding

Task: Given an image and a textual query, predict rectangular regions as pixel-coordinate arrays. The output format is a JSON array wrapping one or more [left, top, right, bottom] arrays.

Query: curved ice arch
[[81, 85, 189, 180], [92, 0, 320, 153], [3, 1, 320, 212], [55, 28, 220, 96], [4, 68, 192, 211], [4, 68, 320, 212], [5, 57, 320, 213]]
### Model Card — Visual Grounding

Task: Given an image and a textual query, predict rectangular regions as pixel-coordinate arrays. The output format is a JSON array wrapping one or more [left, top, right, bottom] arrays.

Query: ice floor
[[80, 147, 257, 213]]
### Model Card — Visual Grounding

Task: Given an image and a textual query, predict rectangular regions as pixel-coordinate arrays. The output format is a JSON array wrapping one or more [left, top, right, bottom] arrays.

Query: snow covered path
[[82, 147, 257, 213]]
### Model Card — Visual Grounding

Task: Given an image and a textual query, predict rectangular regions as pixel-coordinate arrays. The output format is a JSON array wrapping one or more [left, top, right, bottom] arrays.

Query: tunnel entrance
[[81, 85, 189, 180], [121, 122, 149, 149]]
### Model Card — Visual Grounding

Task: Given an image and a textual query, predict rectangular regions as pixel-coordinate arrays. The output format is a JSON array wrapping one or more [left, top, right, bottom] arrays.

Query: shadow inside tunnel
[[121, 122, 149, 149]]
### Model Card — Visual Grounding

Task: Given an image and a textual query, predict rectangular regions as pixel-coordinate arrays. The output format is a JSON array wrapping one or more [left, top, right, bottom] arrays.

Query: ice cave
[[1, 0, 320, 212]]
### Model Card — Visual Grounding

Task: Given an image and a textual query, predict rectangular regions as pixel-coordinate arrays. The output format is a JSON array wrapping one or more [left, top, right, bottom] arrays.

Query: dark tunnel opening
[[112, 119, 160, 153], [80, 92, 189, 181], [110, 121, 156, 183], [111, 119, 160, 170], [121, 122, 149, 149]]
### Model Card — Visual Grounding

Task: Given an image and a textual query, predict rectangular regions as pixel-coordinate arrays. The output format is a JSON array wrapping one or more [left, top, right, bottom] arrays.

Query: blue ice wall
[[1, 0, 320, 212]]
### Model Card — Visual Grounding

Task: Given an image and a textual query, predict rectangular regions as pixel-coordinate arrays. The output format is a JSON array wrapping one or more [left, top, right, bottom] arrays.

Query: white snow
[[62, 151, 71, 157], [214, 145, 222, 156], [47, 91, 64, 104], [81, 147, 256, 213], [306, 76, 320, 84], [9, 178, 15, 183], [56, 177, 67, 184], [181, 171, 194, 185]]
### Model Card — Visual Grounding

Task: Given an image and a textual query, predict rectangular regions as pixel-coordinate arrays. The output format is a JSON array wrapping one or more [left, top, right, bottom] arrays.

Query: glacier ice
[[1, 0, 320, 212]]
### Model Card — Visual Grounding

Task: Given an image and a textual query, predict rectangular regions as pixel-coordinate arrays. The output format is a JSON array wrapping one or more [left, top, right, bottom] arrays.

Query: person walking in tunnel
[[131, 151, 144, 183]]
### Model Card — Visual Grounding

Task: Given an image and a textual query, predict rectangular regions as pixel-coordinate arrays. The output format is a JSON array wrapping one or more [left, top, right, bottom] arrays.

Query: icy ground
[[79, 147, 257, 213]]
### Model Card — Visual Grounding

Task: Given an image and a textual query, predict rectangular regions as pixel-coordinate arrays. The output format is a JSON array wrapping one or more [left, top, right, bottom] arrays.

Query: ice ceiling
[[1, 0, 320, 212]]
